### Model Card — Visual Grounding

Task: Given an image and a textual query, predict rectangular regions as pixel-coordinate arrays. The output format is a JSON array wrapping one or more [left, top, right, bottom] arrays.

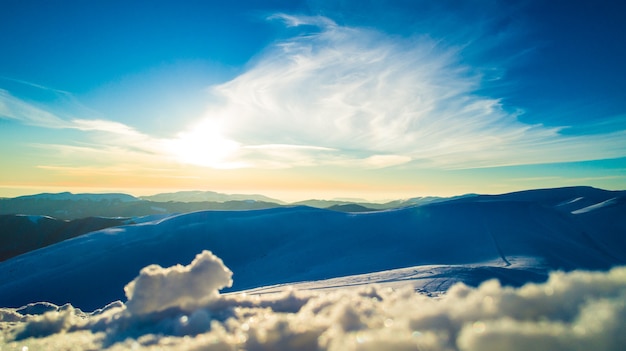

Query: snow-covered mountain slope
[[0, 187, 624, 312], [236, 260, 549, 297], [453, 186, 626, 214]]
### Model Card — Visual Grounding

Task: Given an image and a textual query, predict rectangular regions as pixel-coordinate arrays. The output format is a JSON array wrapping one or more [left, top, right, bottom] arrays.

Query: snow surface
[[236, 257, 546, 297], [1, 186, 625, 349], [1, 250, 625, 350]]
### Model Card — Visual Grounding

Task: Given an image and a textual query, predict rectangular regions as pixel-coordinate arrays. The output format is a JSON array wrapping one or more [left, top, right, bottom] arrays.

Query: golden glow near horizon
[[2, 156, 625, 203]]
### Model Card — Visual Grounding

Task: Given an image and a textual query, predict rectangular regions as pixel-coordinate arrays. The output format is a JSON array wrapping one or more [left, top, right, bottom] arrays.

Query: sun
[[166, 119, 243, 169]]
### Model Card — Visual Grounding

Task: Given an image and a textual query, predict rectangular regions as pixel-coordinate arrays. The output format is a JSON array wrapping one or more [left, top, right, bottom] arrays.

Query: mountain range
[[0, 186, 624, 312], [0, 190, 471, 220], [139, 190, 286, 204], [0, 190, 473, 262]]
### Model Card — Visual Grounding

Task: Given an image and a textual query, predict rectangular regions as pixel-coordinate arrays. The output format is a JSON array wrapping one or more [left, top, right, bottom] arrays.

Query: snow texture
[[124, 250, 233, 315], [1, 251, 625, 350]]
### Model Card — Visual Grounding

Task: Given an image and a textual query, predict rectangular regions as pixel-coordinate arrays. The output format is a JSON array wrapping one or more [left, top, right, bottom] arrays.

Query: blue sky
[[1, 0, 625, 201]]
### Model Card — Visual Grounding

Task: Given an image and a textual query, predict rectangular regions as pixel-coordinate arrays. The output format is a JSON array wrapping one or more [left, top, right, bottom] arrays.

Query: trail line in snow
[[481, 214, 511, 266]]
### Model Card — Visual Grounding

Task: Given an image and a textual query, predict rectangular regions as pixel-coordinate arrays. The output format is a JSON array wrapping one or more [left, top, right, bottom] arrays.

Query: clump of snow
[[15, 302, 59, 316], [12, 305, 83, 341], [1, 250, 625, 350], [124, 250, 233, 315]]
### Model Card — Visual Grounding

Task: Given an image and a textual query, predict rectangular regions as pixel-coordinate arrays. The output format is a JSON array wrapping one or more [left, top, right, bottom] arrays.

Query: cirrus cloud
[[183, 14, 626, 170]]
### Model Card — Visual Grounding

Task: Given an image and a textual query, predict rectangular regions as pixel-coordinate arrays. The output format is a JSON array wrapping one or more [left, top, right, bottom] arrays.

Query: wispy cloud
[[0, 89, 72, 128], [0, 88, 174, 165], [0, 76, 74, 96], [182, 15, 626, 169], [36, 165, 138, 176], [71, 119, 139, 135], [36, 165, 202, 180], [268, 13, 336, 28]]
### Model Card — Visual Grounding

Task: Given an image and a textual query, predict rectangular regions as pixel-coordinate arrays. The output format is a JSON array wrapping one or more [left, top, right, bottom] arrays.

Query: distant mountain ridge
[[2, 187, 623, 220], [15, 192, 139, 202], [0, 190, 464, 219], [140, 190, 285, 204], [0, 191, 464, 260], [0, 197, 281, 220], [290, 194, 476, 210]]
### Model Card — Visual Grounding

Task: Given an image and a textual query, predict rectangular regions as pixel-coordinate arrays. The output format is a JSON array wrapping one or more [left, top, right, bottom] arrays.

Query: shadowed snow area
[[1, 250, 625, 350]]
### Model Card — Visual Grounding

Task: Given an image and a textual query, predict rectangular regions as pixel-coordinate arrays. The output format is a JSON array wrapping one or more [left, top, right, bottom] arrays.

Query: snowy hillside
[[0, 186, 625, 350], [0, 186, 624, 311]]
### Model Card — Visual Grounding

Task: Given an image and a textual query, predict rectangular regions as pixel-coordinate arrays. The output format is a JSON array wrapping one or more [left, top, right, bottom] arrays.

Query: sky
[[1, 0, 625, 202]]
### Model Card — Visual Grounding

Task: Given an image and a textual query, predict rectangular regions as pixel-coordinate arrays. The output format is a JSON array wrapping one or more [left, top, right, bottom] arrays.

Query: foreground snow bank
[[1, 250, 625, 351], [125, 250, 232, 315]]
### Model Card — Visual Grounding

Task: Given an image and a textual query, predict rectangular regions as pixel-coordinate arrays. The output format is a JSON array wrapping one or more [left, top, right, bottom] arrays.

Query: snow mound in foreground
[[2, 250, 626, 351], [124, 250, 233, 315]]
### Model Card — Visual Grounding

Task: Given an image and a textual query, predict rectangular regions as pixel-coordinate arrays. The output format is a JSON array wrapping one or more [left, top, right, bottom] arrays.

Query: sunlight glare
[[166, 119, 243, 169]]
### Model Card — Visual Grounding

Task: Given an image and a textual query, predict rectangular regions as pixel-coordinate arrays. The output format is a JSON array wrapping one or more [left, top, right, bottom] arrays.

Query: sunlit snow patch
[[571, 197, 618, 214], [556, 196, 583, 207]]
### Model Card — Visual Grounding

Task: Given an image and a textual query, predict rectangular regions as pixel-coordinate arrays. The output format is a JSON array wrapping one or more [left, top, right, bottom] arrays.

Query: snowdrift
[[1, 250, 625, 350]]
